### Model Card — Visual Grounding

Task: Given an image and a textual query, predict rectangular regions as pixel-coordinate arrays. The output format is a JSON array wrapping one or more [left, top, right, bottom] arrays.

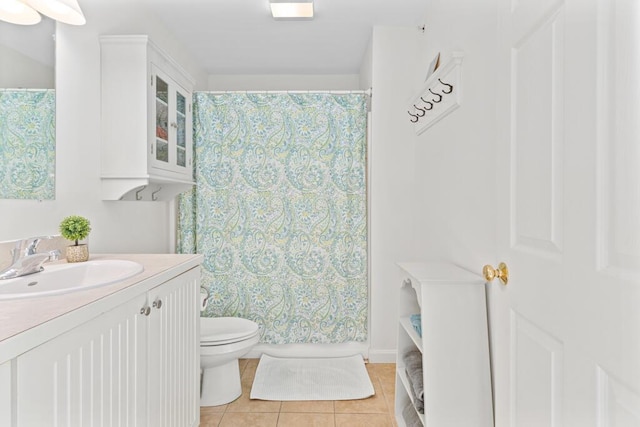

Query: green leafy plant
[[59, 215, 92, 246]]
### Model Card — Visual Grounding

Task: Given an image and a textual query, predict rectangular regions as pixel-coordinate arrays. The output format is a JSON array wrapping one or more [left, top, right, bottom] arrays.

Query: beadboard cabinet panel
[[16, 294, 148, 426]]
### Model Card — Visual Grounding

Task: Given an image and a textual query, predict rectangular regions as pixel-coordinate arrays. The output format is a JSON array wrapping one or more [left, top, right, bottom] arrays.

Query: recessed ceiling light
[[269, 0, 314, 20]]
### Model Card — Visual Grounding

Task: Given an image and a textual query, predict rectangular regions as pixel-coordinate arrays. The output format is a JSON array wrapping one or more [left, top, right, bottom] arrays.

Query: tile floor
[[200, 359, 398, 427]]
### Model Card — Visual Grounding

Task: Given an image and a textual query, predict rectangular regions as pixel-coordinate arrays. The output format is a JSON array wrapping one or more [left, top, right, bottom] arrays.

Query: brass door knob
[[483, 262, 509, 285]]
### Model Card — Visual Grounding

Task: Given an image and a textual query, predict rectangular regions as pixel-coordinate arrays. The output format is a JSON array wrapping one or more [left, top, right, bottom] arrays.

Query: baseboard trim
[[368, 349, 397, 363]]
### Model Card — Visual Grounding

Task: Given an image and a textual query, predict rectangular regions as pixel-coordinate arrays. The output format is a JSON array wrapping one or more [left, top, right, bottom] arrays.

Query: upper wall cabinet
[[100, 35, 195, 201]]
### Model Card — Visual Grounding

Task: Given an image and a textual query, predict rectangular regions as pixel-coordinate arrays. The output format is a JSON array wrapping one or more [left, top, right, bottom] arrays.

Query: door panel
[[597, 367, 640, 426], [511, 6, 564, 256], [510, 311, 564, 427], [597, 0, 640, 277]]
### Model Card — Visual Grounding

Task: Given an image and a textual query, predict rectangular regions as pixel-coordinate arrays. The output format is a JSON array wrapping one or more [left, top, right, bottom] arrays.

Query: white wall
[[358, 39, 372, 91], [207, 74, 360, 91], [412, 0, 498, 272], [0, 45, 54, 89], [0, 1, 206, 252], [368, 26, 421, 362]]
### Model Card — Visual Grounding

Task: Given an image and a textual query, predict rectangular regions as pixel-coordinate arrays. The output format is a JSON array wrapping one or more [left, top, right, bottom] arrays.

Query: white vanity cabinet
[[14, 266, 200, 427], [100, 35, 195, 201], [395, 262, 493, 427], [0, 360, 11, 427]]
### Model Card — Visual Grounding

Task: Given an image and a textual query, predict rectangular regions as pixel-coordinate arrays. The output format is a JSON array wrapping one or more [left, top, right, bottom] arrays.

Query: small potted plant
[[59, 215, 92, 263]]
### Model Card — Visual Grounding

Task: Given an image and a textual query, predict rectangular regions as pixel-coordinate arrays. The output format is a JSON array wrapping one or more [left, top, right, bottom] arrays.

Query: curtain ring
[[408, 111, 420, 123]]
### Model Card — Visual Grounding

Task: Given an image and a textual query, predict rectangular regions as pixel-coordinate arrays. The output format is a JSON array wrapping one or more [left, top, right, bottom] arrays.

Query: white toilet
[[200, 316, 260, 406]]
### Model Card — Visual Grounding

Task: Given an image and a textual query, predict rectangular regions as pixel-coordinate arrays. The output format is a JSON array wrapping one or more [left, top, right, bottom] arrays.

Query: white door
[[493, 0, 640, 425]]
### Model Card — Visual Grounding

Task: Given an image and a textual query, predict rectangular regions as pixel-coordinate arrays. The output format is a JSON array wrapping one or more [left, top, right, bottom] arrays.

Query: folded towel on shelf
[[402, 401, 423, 427], [404, 368, 424, 414], [409, 313, 422, 337], [402, 349, 424, 413]]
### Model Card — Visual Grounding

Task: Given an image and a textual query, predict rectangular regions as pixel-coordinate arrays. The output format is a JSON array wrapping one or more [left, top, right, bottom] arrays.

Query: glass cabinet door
[[155, 76, 169, 164], [150, 67, 192, 178]]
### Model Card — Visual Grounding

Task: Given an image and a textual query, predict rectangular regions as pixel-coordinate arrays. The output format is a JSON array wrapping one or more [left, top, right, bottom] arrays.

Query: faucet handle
[[48, 249, 61, 262], [17, 236, 55, 256]]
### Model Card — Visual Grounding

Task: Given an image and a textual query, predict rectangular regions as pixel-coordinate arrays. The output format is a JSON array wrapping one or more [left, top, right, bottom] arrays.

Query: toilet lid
[[201, 316, 260, 344]]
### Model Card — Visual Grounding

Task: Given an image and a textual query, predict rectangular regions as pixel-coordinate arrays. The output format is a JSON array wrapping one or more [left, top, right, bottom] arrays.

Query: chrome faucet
[[0, 236, 61, 280]]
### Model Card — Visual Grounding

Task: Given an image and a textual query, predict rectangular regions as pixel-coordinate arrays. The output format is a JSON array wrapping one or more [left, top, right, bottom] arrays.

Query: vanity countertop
[[0, 253, 202, 362]]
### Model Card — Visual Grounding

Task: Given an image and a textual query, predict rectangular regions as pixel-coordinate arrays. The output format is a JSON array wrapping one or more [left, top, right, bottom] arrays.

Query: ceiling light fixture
[[269, 0, 314, 20], [0, 0, 85, 26], [0, 0, 42, 25]]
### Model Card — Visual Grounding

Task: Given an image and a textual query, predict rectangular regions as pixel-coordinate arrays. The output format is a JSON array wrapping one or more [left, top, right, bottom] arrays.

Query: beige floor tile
[[238, 358, 249, 374], [374, 363, 396, 375], [200, 412, 224, 426], [241, 358, 260, 380], [379, 378, 396, 407], [226, 394, 282, 413], [335, 413, 394, 427], [219, 412, 279, 427], [277, 412, 335, 427], [226, 379, 281, 413], [201, 404, 228, 414], [280, 400, 334, 413], [334, 377, 388, 414], [375, 365, 397, 383]]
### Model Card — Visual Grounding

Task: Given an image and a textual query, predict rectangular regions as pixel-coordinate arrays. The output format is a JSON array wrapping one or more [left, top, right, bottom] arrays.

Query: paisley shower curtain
[[178, 92, 368, 344]]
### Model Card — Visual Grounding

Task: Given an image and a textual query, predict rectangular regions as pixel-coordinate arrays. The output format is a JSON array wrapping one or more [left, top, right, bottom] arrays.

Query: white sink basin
[[0, 260, 144, 300]]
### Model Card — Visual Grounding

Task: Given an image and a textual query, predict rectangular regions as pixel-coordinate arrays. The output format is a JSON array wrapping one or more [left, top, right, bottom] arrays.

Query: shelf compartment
[[396, 368, 426, 426], [400, 316, 423, 350]]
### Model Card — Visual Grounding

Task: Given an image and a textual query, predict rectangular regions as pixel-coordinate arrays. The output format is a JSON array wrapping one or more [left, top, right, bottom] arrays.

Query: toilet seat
[[201, 316, 260, 345]]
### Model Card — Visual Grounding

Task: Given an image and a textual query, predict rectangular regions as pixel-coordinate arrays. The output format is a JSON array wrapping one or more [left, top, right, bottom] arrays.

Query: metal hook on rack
[[438, 78, 454, 94], [135, 186, 146, 201], [413, 105, 427, 117], [151, 187, 162, 201], [408, 110, 420, 123], [429, 88, 443, 103], [420, 97, 434, 110]]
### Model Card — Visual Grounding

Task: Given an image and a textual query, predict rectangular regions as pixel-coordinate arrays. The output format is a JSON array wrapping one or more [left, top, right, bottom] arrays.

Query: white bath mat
[[250, 354, 375, 401]]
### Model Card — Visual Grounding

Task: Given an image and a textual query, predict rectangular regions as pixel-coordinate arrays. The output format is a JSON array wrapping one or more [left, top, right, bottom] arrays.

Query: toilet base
[[200, 360, 242, 406]]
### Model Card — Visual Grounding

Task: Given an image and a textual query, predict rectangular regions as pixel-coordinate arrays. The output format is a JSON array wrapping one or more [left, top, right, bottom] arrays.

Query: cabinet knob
[[140, 306, 151, 316], [153, 298, 163, 309]]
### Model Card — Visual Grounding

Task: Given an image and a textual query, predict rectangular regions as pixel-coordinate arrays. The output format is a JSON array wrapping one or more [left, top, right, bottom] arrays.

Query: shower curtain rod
[[203, 88, 373, 97]]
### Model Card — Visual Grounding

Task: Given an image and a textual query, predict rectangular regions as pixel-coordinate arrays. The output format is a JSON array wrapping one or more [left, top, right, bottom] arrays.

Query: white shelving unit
[[408, 52, 463, 134], [395, 262, 494, 427]]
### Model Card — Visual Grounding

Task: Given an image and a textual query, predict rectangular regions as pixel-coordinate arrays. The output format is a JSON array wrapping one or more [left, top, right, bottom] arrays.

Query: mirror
[[0, 19, 55, 200]]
